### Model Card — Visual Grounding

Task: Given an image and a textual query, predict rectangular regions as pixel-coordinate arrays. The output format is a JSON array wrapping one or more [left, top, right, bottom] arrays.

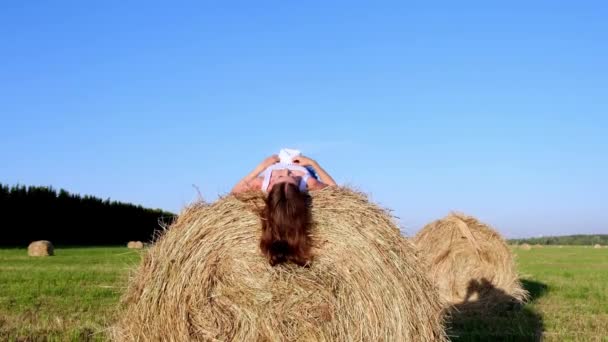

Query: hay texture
[[413, 213, 527, 311], [112, 188, 446, 341], [127, 241, 144, 249], [28, 240, 54, 256], [594, 244, 602, 249], [520, 243, 532, 251]]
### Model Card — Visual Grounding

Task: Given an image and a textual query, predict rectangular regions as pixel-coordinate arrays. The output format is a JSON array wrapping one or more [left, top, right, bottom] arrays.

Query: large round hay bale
[[127, 241, 144, 249], [520, 243, 532, 250], [28, 240, 54, 256], [112, 188, 446, 341], [413, 213, 528, 311], [594, 244, 601, 249]]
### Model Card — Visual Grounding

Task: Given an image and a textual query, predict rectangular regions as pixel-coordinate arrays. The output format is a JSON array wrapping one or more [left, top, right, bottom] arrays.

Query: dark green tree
[[0, 183, 174, 246]]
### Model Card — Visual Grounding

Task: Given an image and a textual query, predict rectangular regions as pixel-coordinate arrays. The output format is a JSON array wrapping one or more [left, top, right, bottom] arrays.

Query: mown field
[[0, 247, 139, 341], [0, 246, 606, 341], [449, 246, 608, 341]]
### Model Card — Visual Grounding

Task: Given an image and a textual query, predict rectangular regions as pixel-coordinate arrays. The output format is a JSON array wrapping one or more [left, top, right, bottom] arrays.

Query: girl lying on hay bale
[[111, 152, 447, 341], [231, 151, 336, 266]]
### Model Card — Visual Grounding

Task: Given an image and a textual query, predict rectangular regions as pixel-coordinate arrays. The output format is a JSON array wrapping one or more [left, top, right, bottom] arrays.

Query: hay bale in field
[[594, 244, 602, 249], [534, 244, 543, 248], [127, 241, 144, 249], [27, 240, 54, 256], [520, 243, 532, 250], [111, 188, 446, 341], [413, 213, 528, 312]]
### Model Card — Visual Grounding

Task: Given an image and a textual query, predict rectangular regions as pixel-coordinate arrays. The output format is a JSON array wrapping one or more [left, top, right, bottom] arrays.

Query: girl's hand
[[293, 155, 316, 167], [261, 155, 280, 168]]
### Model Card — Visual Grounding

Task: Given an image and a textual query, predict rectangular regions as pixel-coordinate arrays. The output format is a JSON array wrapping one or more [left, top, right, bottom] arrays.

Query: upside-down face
[[267, 168, 304, 189]]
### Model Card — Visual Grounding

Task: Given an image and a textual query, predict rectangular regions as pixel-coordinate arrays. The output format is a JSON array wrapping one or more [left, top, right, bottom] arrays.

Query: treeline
[[0, 183, 174, 246], [509, 234, 608, 246]]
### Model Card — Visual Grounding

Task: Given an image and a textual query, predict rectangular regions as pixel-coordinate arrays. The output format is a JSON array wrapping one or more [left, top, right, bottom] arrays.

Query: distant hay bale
[[111, 188, 446, 341], [28, 240, 54, 257], [413, 213, 528, 311], [534, 244, 543, 248], [127, 241, 144, 249], [520, 243, 532, 250], [594, 244, 602, 249]]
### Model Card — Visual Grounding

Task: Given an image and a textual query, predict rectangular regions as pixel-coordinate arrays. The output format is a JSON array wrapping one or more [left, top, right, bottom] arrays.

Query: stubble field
[[0, 246, 606, 341]]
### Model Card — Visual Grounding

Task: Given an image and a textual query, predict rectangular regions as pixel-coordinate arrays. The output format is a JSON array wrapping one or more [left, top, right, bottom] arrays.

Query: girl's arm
[[231, 155, 279, 194], [293, 156, 337, 189]]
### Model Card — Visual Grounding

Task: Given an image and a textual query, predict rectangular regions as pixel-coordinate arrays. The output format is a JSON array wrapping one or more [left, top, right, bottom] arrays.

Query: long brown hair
[[260, 182, 312, 266]]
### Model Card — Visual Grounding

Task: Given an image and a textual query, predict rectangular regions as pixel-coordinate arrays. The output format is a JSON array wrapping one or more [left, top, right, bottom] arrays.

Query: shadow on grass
[[446, 278, 547, 342], [521, 279, 548, 301]]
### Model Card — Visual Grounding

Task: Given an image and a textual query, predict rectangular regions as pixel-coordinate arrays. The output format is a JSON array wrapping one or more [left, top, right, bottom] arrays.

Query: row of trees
[[0, 183, 174, 246], [509, 234, 608, 246]]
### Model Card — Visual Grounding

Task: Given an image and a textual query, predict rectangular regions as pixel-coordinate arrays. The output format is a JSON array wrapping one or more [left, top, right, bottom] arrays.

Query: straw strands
[[413, 213, 528, 311], [111, 188, 446, 341]]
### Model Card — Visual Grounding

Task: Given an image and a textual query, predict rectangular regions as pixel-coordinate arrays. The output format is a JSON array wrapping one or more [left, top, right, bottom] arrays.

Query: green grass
[[518, 246, 608, 341], [0, 247, 140, 341], [1, 246, 606, 341], [449, 246, 608, 341]]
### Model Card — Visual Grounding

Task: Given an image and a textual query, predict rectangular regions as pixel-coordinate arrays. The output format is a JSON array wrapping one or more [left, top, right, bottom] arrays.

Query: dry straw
[[111, 188, 446, 341], [594, 244, 602, 249], [520, 243, 532, 251], [413, 213, 528, 311], [27, 240, 54, 256]]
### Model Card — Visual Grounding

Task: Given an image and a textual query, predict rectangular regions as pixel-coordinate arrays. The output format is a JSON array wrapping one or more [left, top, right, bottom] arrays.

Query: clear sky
[[1, 1, 607, 238]]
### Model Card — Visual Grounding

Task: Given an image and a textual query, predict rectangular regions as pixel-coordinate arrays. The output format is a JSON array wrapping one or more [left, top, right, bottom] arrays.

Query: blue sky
[[1, 1, 607, 238]]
